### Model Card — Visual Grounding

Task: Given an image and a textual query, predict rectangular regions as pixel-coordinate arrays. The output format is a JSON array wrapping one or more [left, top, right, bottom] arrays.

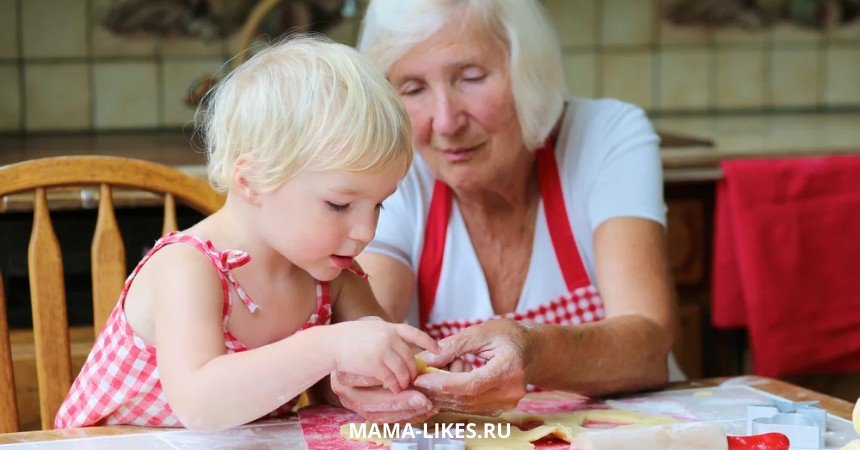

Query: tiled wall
[[0, 0, 359, 132], [545, 0, 860, 113], [1, 0, 859, 133]]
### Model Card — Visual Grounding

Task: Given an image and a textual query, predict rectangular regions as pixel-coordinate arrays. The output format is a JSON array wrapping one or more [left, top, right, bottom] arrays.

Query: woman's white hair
[[357, 0, 567, 150], [198, 35, 413, 192]]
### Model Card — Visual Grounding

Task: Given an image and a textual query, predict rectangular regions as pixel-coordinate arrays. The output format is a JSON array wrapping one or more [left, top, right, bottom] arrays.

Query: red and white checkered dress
[[54, 232, 334, 429], [417, 142, 606, 369]]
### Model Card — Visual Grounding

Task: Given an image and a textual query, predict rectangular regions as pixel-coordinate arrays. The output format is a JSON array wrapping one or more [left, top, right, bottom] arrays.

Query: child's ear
[[232, 155, 260, 205]]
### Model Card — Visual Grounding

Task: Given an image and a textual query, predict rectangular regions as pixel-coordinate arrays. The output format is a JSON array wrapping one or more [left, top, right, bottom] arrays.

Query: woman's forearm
[[528, 314, 673, 396]]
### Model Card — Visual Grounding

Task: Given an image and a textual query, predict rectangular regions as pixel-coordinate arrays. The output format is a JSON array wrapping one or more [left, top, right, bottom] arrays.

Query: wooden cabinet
[[666, 200, 705, 286], [665, 185, 715, 381]]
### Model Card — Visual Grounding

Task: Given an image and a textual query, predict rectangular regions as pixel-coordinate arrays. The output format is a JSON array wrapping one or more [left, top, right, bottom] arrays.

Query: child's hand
[[331, 319, 440, 393]]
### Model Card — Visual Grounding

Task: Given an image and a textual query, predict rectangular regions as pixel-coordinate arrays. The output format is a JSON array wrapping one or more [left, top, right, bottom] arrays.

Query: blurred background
[[0, 0, 859, 132]]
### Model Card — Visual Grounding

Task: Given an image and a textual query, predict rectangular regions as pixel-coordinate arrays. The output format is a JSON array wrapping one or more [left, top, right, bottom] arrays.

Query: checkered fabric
[[54, 232, 333, 428], [423, 286, 605, 368]]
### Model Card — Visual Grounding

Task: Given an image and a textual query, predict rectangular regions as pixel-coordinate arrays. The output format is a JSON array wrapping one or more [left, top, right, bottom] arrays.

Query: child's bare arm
[[149, 248, 438, 431], [330, 262, 392, 323], [151, 245, 335, 431]]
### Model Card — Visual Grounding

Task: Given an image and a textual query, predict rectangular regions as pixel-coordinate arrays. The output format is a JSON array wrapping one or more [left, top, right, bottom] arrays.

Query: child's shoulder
[[135, 236, 225, 296]]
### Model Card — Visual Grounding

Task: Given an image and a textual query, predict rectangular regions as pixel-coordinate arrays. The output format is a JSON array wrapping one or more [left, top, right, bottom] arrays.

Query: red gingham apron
[[55, 232, 334, 429], [417, 141, 606, 366]]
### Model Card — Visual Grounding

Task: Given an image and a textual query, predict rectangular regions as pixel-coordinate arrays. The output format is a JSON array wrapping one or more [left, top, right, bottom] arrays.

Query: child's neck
[[195, 198, 302, 279]]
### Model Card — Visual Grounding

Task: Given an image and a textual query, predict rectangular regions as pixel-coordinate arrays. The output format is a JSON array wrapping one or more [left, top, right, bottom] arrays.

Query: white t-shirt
[[365, 98, 666, 326]]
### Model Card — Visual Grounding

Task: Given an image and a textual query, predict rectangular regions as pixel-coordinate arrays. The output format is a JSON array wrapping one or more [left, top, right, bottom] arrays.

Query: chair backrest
[[0, 156, 225, 432]]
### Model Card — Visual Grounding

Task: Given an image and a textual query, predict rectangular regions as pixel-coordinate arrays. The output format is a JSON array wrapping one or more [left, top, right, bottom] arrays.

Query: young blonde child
[[54, 36, 438, 431]]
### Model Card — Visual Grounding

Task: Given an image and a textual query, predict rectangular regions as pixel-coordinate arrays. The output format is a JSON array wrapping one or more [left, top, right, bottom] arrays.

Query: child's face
[[255, 163, 404, 281]]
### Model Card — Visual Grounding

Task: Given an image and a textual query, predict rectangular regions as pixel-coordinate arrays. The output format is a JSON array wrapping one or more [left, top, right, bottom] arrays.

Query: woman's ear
[[232, 155, 260, 205]]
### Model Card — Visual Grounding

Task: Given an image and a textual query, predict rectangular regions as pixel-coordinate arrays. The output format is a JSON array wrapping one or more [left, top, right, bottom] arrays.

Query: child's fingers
[[376, 366, 401, 394], [383, 352, 411, 392], [387, 338, 417, 381], [396, 324, 441, 353]]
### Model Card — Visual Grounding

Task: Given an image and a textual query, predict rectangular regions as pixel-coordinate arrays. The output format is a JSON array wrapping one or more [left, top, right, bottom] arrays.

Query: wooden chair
[[0, 156, 225, 432]]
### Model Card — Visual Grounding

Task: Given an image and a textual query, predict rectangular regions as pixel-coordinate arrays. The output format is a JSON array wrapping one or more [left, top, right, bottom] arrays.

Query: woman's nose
[[432, 90, 466, 136]]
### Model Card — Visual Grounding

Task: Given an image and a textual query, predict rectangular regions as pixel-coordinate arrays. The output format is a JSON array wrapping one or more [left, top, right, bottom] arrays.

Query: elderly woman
[[332, 0, 681, 422]]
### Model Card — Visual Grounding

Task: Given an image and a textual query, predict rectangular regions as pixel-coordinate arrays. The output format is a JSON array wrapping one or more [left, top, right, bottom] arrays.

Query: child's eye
[[376, 203, 385, 210], [326, 201, 350, 212]]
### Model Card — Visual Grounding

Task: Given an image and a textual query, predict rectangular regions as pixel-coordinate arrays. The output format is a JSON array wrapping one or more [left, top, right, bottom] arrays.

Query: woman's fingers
[[331, 382, 435, 423], [333, 371, 382, 387], [418, 326, 486, 366], [396, 324, 441, 353], [447, 358, 472, 373]]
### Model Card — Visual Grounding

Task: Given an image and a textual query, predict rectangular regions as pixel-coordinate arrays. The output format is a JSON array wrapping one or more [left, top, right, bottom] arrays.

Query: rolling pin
[[570, 423, 789, 450]]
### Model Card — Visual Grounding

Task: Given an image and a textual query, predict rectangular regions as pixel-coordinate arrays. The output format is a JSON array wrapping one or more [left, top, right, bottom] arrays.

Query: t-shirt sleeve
[[585, 101, 666, 229], [363, 165, 427, 272]]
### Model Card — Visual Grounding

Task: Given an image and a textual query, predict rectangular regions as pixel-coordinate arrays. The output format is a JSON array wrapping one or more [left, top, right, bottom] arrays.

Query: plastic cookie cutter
[[390, 430, 466, 450], [747, 400, 826, 449]]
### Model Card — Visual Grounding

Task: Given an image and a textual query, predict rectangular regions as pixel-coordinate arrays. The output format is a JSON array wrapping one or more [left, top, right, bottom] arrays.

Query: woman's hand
[[412, 319, 534, 415], [330, 371, 438, 423]]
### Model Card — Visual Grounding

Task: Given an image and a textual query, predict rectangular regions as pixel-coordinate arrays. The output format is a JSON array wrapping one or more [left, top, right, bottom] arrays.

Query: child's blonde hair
[[199, 35, 413, 193]]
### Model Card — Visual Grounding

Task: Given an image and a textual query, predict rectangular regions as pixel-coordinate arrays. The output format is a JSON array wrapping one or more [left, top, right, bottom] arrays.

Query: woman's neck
[[454, 150, 539, 219]]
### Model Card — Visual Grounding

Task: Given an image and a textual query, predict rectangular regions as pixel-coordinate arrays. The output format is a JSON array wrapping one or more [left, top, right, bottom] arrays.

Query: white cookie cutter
[[390, 430, 466, 450], [747, 400, 826, 449]]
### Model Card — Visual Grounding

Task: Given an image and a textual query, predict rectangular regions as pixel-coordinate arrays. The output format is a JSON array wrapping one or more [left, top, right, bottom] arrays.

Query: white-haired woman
[[333, 0, 681, 422]]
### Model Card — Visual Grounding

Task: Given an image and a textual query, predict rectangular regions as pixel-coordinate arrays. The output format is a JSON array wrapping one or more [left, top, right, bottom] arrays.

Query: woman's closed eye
[[326, 201, 350, 212]]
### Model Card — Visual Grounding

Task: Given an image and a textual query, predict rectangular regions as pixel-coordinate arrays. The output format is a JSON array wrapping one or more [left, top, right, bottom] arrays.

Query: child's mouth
[[331, 255, 354, 269]]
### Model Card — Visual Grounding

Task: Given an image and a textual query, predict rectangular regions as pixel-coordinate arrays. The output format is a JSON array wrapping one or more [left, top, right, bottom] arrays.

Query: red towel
[[712, 155, 860, 377]]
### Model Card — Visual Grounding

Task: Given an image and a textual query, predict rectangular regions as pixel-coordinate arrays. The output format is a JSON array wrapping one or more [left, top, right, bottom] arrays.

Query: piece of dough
[[416, 356, 447, 374], [842, 440, 860, 450], [571, 423, 727, 450]]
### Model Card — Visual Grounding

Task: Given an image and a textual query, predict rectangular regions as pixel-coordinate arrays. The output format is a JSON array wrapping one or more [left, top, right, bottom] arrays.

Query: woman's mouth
[[331, 255, 354, 269], [440, 144, 481, 162]]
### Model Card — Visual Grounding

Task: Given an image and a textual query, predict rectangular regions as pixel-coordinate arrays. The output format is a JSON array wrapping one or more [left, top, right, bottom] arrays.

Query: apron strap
[[535, 141, 590, 291], [417, 179, 452, 327], [416, 140, 590, 327]]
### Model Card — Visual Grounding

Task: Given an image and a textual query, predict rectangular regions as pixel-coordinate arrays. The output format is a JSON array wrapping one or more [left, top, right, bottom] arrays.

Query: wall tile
[[769, 48, 820, 108], [545, 0, 596, 47], [715, 27, 768, 47], [600, 50, 654, 108], [563, 52, 597, 98], [161, 36, 225, 58], [823, 45, 860, 106], [0, 64, 21, 130], [827, 20, 860, 42], [658, 0, 710, 45], [22, 0, 88, 58], [325, 16, 359, 46], [771, 23, 822, 45], [0, 0, 18, 59], [660, 48, 711, 110], [90, 0, 157, 58], [93, 62, 158, 129], [716, 48, 766, 109], [25, 63, 90, 130], [600, 0, 655, 47], [161, 59, 225, 127]]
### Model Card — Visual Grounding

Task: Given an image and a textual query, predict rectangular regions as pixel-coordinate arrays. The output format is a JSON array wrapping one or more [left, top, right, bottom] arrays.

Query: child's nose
[[349, 217, 375, 244]]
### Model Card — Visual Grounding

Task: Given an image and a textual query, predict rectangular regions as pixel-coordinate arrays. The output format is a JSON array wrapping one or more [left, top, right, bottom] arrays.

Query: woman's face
[[387, 16, 526, 192]]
